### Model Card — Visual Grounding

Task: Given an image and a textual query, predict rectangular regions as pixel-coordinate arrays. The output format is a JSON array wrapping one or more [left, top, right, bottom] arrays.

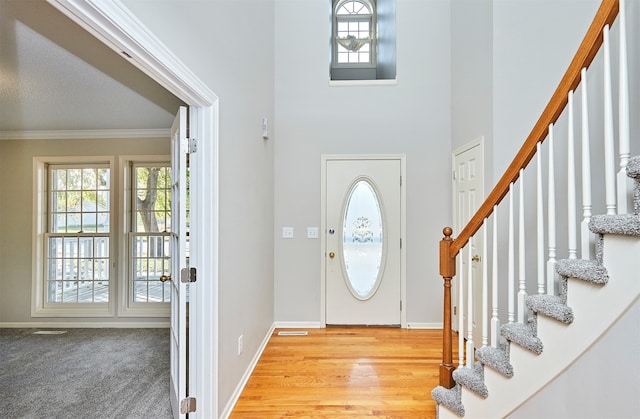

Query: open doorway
[[44, 1, 220, 416]]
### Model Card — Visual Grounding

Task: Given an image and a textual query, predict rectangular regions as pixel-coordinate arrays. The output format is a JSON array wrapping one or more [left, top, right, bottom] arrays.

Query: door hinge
[[180, 397, 196, 414], [452, 170, 456, 180], [181, 267, 197, 283], [400, 300, 402, 311], [454, 306, 457, 315], [188, 137, 197, 154], [400, 238, 402, 249], [400, 175, 402, 187]]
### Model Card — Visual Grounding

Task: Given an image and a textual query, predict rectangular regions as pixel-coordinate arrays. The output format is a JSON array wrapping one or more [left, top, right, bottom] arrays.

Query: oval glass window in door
[[342, 179, 384, 300]]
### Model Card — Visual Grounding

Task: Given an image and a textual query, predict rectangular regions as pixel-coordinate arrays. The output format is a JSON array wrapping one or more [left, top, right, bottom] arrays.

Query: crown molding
[[0, 128, 170, 140]]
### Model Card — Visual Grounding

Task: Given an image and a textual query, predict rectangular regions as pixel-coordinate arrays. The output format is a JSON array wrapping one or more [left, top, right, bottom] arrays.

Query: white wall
[[121, 0, 276, 413], [273, 0, 452, 327], [451, 0, 493, 160], [451, 0, 600, 192], [508, 299, 640, 419], [492, 0, 600, 182]]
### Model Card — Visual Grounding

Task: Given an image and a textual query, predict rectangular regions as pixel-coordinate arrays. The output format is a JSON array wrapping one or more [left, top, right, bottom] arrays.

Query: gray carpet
[[0, 328, 172, 419]]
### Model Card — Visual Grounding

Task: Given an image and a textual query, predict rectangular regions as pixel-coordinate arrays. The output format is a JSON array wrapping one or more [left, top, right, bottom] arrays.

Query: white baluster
[[490, 207, 500, 348], [467, 239, 474, 367], [581, 68, 594, 260], [603, 24, 617, 215], [508, 183, 515, 324], [482, 218, 489, 347], [618, 0, 631, 214], [568, 91, 577, 260], [547, 124, 557, 296], [517, 169, 527, 323], [458, 252, 464, 368], [536, 143, 545, 295]]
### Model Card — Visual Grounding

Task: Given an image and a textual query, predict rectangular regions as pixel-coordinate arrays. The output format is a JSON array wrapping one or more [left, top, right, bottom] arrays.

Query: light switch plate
[[282, 227, 294, 238], [307, 227, 319, 239]]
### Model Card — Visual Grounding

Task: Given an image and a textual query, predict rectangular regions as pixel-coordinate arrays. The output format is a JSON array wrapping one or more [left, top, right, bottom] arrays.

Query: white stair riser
[[437, 234, 640, 418]]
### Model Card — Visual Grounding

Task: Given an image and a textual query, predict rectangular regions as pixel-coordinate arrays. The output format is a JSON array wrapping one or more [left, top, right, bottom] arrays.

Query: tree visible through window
[[131, 165, 171, 303]]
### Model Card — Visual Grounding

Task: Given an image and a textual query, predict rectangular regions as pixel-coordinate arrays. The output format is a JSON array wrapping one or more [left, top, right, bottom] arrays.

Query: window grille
[[130, 164, 172, 303], [46, 165, 110, 303]]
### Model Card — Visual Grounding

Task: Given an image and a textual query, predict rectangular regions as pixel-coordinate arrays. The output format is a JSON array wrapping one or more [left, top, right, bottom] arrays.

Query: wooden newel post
[[439, 227, 456, 388]]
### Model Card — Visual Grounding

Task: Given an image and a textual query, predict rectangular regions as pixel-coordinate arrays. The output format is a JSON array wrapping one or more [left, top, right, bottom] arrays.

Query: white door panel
[[452, 140, 484, 347], [325, 158, 401, 326], [169, 106, 188, 418]]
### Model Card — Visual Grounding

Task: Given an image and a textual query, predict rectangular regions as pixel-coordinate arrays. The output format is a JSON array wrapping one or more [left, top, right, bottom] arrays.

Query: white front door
[[169, 106, 189, 418], [452, 139, 484, 347], [324, 157, 402, 326]]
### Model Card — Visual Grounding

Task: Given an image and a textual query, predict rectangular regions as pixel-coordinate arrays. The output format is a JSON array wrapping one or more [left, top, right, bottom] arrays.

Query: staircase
[[433, 158, 640, 417], [431, 0, 640, 417]]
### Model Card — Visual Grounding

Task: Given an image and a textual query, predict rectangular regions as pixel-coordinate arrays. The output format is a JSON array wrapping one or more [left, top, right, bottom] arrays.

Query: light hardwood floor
[[231, 327, 459, 418]]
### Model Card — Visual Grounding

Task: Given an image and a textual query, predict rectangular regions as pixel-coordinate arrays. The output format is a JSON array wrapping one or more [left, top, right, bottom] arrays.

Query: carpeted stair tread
[[556, 258, 609, 284], [452, 362, 488, 398], [627, 156, 640, 214], [526, 294, 574, 324], [501, 322, 543, 354], [589, 214, 640, 236], [627, 156, 640, 178], [431, 384, 465, 417], [477, 344, 513, 378]]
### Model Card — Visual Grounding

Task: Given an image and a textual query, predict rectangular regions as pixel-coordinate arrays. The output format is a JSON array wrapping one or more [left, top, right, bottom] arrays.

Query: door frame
[[320, 154, 407, 328], [451, 137, 485, 335], [47, 1, 219, 417]]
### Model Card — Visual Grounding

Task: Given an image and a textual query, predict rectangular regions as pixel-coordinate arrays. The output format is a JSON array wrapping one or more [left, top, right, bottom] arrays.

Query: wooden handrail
[[438, 0, 619, 390], [449, 0, 619, 259]]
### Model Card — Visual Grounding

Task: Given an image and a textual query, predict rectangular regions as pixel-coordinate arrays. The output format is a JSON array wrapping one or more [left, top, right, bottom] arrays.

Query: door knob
[[472, 255, 480, 263], [329, 252, 335, 259], [160, 275, 171, 282]]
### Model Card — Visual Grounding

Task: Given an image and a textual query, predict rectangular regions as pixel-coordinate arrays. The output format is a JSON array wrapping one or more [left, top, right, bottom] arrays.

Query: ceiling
[[0, 0, 185, 134]]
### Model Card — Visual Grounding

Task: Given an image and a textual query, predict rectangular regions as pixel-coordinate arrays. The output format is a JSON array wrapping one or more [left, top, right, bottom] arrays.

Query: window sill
[[119, 303, 170, 318], [329, 79, 397, 87], [32, 304, 113, 318]]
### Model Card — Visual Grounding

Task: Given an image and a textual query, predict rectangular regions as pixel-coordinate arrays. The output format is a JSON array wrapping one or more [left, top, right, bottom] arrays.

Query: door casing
[[320, 154, 407, 328], [47, 1, 220, 416]]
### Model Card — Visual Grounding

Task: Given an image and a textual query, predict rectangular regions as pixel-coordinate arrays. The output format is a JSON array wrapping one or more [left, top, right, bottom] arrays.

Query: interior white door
[[452, 140, 484, 347], [325, 158, 401, 326], [169, 106, 188, 418]]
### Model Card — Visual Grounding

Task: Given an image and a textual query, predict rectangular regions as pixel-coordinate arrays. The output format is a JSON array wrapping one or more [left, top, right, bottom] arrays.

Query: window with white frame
[[32, 156, 174, 318], [45, 165, 111, 304], [330, 0, 396, 81], [130, 164, 172, 304], [334, 0, 375, 66]]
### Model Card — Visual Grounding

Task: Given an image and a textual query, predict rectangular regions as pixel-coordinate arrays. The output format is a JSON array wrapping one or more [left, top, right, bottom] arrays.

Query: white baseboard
[[407, 322, 443, 329], [273, 321, 323, 329], [220, 323, 276, 419], [0, 322, 170, 328]]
